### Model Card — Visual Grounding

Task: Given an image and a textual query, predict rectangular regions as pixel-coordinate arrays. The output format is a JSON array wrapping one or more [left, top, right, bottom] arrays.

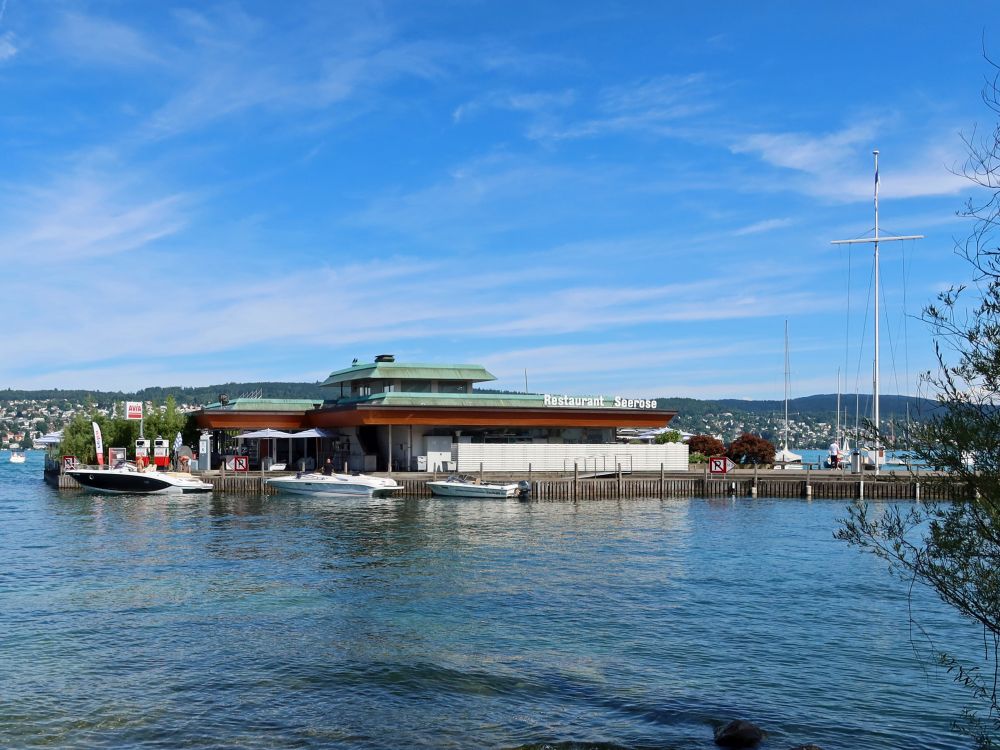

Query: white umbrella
[[239, 428, 295, 469], [291, 428, 338, 470], [239, 428, 295, 439]]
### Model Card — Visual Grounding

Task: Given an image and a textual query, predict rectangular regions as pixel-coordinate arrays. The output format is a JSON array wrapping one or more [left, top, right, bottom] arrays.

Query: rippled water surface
[[0, 454, 978, 749]]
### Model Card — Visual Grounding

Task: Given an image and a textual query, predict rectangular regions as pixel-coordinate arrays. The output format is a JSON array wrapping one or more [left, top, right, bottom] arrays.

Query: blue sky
[[0, 1, 994, 399]]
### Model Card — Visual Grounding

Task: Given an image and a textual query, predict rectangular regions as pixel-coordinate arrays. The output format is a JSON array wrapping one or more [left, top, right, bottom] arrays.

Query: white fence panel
[[453, 443, 688, 472]]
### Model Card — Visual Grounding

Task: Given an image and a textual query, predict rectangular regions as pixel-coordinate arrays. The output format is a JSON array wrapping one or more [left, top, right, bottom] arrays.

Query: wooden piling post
[[480, 462, 484, 482], [660, 462, 664, 498], [751, 464, 758, 498], [573, 462, 578, 500], [702, 462, 709, 496]]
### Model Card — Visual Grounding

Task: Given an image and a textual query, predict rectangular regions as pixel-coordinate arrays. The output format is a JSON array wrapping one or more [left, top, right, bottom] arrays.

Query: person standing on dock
[[828, 440, 841, 468], [321, 458, 334, 476]]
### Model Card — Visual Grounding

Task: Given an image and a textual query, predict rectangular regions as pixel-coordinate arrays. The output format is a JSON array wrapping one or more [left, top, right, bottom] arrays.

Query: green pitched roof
[[204, 397, 322, 412], [321, 361, 496, 387]]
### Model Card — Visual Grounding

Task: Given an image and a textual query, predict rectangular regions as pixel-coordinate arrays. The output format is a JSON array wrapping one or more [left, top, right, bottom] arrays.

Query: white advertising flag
[[92, 421, 104, 466]]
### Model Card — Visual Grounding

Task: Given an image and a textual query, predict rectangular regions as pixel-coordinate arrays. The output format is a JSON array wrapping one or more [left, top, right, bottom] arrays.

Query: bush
[[689, 451, 707, 464], [727, 433, 775, 465]]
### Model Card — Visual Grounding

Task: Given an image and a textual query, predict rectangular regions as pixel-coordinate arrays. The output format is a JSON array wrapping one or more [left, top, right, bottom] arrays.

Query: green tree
[[654, 429, 682, 444], [837, 56, 1000, 748]]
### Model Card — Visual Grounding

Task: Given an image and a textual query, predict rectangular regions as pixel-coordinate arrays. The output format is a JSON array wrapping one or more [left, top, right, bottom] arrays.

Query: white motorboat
[[426, 475, 528, 499], [267, 472, 401, 498], [67, 463, 213, 494], [9, 450, 26, 464]]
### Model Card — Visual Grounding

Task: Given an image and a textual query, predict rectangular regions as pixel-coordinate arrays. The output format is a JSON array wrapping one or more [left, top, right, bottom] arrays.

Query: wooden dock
[[51, 468, 966, 501]]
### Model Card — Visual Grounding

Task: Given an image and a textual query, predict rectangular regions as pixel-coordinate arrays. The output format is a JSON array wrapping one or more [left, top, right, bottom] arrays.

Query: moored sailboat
[[775, 320, 802, 468]]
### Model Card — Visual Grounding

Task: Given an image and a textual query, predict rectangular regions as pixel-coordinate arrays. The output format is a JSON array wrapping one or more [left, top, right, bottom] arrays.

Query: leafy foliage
[[688, 434, 725, 457], [726, 433, 774, 465], [653, 429, 682, 444], [60, 397, 196, 464], [837, 55, 1000, 748]]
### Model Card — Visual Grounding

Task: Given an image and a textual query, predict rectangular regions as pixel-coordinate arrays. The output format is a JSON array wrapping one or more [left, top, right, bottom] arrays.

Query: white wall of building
[[452, 442, 688, 472]]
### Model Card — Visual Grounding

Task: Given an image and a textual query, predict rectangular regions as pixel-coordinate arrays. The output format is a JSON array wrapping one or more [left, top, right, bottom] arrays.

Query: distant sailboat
[[775, 320, 802, 467]]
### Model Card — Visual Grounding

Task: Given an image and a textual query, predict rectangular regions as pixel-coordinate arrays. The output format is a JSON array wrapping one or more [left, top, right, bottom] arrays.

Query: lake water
[[0, 452, 978, 749]]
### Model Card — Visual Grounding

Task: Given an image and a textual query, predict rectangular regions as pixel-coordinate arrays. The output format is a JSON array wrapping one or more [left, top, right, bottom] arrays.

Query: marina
[[47, 464, 965, 501]]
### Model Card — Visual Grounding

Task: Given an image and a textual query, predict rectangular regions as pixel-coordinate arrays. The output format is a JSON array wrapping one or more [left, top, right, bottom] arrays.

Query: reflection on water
[[0, 454, 977, 749]]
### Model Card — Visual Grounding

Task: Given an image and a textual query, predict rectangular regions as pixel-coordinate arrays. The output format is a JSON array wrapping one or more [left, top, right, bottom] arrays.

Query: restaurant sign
[[543, 394, 658, 409]]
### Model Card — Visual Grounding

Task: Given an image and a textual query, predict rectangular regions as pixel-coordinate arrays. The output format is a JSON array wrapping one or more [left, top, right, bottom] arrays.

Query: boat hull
[[426, 481, 518, 499], [267, 473, 401, 498], [67, 469, 212, 494]]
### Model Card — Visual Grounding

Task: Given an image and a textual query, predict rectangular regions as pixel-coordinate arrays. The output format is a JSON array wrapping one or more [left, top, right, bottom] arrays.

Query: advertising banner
[[126, 401, 143, 420], [92, 422, 104, 466]]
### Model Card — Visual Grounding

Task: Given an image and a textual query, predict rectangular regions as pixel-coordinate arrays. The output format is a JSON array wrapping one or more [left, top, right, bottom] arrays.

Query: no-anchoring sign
[[709, 456, 736, 475]]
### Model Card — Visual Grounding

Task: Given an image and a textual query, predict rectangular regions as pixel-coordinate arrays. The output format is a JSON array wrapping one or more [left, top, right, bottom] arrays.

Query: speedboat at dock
[[67, 463, 213, 494], [267, 472, 401, 498], [426, 475, 529, 499]]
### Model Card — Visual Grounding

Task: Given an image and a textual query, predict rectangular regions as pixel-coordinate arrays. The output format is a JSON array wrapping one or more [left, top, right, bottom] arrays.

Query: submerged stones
[[714, 719, 765, 748]]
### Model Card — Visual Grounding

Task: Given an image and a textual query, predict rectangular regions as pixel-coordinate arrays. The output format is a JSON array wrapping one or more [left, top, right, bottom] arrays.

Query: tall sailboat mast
[[784, 320, 790, 452], [836, 368, 841, 446], [831, 150, 923, 475]]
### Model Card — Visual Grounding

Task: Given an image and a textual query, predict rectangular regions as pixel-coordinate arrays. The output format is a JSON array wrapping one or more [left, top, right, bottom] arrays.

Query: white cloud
[[0, 165, 188, 263], [53, 11, 164, 67], [453, 89, 576, 122], [732, 218, 794, 236], [528, 73, 716, 141], [731, 123, 969, 201], [0, 31, 16, 61]]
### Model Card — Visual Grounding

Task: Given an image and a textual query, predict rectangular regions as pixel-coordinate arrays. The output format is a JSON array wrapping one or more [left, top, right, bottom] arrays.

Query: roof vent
[[374, 354, 395, 363]]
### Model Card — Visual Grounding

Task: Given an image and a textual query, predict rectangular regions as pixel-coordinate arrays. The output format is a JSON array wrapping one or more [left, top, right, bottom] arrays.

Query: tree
[[837, 54, 1000, 748], [726, 433, 774, 465], [654, 429, 682, 444], [689, 434, 725, 457]]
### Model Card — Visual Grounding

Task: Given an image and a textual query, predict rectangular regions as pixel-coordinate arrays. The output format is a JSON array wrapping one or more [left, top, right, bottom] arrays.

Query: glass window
[[438, 382, 469, 394], [404, 380, 432, 393]]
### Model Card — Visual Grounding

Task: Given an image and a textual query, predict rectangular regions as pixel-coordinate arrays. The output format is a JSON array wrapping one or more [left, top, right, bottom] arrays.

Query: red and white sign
[[709, 456, 737, 475], [126, 401, 143, 420], [62, 455, 77, 470], [233, 455, 249, 472], [92, 422, 104, 466]]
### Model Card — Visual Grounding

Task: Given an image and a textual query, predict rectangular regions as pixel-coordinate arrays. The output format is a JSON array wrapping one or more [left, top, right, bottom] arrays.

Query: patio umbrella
[[239, 428, 295, 469], [291, 428, 338, 470]]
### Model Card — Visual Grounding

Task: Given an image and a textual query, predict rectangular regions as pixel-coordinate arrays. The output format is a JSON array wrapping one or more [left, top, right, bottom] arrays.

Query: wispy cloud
[[531, 73, 716, 141], [453, 89, 575, 122], [731, 122, 969, 201], [53, 11, 164, 67], [0, 31, 16, 61], [732, 217, 794, 236], [0, 161, 189, 263]]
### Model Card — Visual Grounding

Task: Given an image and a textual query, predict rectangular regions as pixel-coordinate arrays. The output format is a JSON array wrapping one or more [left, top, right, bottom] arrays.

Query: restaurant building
[[194, 355, 685, 472]]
